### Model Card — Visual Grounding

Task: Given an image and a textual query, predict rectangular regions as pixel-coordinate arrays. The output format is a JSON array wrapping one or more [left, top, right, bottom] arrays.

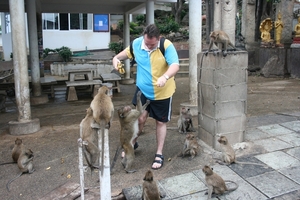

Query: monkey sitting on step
[[205, 30, 236, 57], [178, 133, 201, 160], [202, 165, 238, 199], [177, 107, 195, 134], [216, 135, 267, 167], [111, 91, 150, 173], [6, 148, 35, 192]]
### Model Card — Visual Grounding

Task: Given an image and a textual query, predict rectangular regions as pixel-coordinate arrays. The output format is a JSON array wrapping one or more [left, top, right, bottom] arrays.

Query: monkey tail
[[110, 146, 122, 173], [6, 172, 23, 192], [0, 161, 15, 165], [224, 180, 239, 192]]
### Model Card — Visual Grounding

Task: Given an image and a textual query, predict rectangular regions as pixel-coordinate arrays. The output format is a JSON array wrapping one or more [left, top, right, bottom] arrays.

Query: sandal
[[151, 154, 164, 170], [121, 142, 139, 158]]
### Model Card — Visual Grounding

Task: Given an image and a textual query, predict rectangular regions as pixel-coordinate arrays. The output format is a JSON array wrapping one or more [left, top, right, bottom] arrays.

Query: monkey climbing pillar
[[98, 128, 111, 199], [197, 51, 248, 149]]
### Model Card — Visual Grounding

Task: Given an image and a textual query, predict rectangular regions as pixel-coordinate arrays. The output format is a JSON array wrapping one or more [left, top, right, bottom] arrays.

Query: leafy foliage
[[43, 46, 72, 62], [108, 42, 123, 54]]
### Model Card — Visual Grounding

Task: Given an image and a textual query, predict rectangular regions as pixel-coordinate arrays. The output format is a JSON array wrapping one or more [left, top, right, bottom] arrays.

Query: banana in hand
[[117, 62, 125, 74]]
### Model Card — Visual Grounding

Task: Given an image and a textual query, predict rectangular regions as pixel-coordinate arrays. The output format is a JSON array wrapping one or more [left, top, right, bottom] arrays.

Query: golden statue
[[274, 12, 283, 46], [259, 18, 274, 47], [294, 16, 300, 38]]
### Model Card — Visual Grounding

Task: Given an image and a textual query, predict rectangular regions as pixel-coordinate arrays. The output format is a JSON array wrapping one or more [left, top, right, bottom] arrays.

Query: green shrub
[[108, 42, 123, 54], [58, 46, 72, 62], [156, 18, 180, 34], [135, 14, 146, 26]]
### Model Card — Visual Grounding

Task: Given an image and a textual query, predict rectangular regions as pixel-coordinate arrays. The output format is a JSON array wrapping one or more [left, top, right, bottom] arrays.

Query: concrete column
[[26, 0, 48, 104], [146, 0, 154, 25], [221, 0, 236, 46], [276, 1, 294, 46], [213, 0, 222, 30], [8, 0, 40, 135], [241, 1, 257, 49], [121, 13, 134, 85], [198, 51, 248, 149], [180, 0, 201, 116]]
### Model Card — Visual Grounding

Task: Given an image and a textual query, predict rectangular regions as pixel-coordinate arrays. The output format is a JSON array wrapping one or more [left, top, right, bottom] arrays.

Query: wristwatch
[[163, 74, 169, 80]]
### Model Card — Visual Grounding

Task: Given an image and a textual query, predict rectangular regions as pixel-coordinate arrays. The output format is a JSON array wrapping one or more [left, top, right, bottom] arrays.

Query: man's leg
[[152, 120, 167, 169]]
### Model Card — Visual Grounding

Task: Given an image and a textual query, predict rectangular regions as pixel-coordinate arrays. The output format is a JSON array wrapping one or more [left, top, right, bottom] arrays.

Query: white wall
[[43, 30, 111, 52]]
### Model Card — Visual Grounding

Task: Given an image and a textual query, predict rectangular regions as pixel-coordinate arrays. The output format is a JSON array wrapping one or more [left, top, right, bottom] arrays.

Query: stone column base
[[120, 78, 135, 85], [8, 118, 40, 135], [30, 94, 49, 105]]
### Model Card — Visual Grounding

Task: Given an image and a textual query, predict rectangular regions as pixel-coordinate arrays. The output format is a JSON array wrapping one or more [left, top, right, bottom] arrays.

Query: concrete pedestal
[[30, 94, 49, 105], [8, 118, 40, 135], [120, 78, 135, 85], [197, 51, 248, 149]]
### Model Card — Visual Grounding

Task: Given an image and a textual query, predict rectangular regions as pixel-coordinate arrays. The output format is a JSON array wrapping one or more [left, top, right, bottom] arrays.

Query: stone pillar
[[8, 0, 40, 135], [146, 0, 154, 25], [180, 0, 202, 116], [242, 1, 256, 48], [213, 0, 222, 30], [121, 13, 134, 85], [26, 0, 48, 105], [276, 1, 294, 46], [197, 51, 248, 149], [221, 0, 236, 45]]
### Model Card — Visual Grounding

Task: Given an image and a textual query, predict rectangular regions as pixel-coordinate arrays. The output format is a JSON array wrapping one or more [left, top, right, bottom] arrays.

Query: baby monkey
[[205, 30, 235, 57], [178, 133, 201, 160], [202, 165, 238, 199]]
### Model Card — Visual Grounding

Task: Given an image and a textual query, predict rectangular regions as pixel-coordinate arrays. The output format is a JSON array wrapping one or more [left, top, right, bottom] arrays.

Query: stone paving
[[123, 114, 300, 200]]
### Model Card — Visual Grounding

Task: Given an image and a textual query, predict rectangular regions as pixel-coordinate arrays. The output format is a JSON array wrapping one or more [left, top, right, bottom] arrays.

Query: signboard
[[93, 14, 109, 32]]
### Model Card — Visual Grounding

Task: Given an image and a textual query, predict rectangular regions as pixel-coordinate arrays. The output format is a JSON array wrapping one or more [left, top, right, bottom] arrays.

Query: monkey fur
[[202, 165, 238, 199], [142, 170, 161, 200], [111, 91, 150, 173], [178, 133, 201, 160], [205, 30, 235, 57], [90, 85, 114, 130], [0, 138, 25, 166], [6, 148, 35, 192], [217, 135, 266, 167], [177, 107, 195, 134], [80, 107, 100, 172]]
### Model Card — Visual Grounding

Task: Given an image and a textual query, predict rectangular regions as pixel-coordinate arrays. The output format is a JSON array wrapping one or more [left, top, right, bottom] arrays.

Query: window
[[4, 13, 11, 33], [42, 13, 92, 31], [42, 13, 58, 30]]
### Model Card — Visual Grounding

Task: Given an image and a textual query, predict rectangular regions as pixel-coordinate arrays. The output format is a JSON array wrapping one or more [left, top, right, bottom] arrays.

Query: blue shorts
[[132, 87, 172, 122]]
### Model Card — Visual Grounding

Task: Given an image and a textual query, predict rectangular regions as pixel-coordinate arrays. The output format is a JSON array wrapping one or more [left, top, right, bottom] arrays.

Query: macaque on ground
[[178, 133, 201, 160], [202, 165, 238, 199], [142, 170, 161, 200], [6, 148, 35, 192], [0, 138, 25, 166], [177, 107, 195, 134]]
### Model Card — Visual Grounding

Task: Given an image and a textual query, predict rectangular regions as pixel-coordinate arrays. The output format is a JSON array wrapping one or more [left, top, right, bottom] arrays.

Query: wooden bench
[[65, 80, 102, 101], [99, 73, 122, 93]]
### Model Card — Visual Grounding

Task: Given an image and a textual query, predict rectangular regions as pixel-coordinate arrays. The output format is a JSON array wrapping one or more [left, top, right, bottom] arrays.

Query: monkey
[[177, 107, 195, 134], [178, 133, 201, 160], [216, 135, 267, 167], [111, 91, 150, 173], [79, 107, 100, 172], [90, 85, 114, 130], [0, 138, 25, 166], [202, 165, 238, 199], [6, 148, 35, 192], [142, 170, 161, 200], [205, 30, 236, 57]]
